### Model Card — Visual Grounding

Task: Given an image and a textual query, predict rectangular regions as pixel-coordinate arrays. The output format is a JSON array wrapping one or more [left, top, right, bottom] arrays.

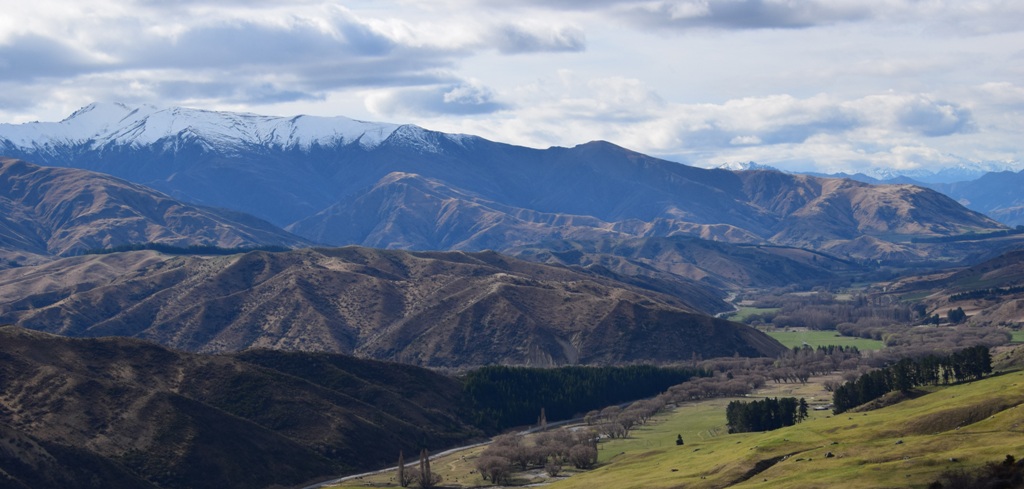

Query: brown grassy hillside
[[0, 326, 480, 489], [0, 247, 785, 366]]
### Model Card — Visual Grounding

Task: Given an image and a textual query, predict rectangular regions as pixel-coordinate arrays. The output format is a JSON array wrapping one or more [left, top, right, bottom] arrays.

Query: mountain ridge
[[0, 104, 1008, 263], [0, 247, 785, 366]]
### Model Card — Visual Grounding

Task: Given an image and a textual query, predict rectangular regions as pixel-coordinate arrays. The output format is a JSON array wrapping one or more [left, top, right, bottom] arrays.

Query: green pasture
[[551, 370, 1024, 489], [766, 329, 885, 351], [726, 307, 780, 322]]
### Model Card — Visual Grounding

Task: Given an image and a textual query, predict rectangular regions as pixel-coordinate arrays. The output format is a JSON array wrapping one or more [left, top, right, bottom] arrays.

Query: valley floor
[[330, 365, 1024, 489]]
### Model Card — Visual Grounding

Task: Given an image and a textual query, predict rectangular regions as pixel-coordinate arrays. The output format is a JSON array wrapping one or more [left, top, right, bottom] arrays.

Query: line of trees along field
[[832, 345, 992, 414], [726, 397, 809, 433], [461, 365, 708, 431], [949, 285, 1024, 302]]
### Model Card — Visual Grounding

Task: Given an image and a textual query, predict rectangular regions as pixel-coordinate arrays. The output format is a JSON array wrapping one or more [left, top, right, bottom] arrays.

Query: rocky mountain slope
[[0, 104, 1005, 262], [0, 158, 309, 258], [0, 326, 480, 489], [0, 247, 784, 366]]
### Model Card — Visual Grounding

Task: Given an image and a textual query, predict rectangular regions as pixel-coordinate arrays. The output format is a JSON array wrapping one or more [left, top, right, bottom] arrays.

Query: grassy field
[[332, 374, 839, 489], [334, 368, 1023, 489], [766, 329, 885, 351], [726, 307, 780, 322], [1011, 330, 1024, 343], [549, 370, 1024, 489]]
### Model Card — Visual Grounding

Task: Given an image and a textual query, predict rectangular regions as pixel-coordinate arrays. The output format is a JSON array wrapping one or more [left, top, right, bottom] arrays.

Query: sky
[[1, 0, 1023, 174]]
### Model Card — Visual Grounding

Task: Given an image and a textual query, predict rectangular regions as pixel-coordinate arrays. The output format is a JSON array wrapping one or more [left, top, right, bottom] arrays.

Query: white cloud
[[500, 23, 585, 53], [366, 80, 508, 116]]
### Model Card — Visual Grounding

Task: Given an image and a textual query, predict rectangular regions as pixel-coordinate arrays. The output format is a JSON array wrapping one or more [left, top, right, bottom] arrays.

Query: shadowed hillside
[[0, 247, 785, 366], [0, 326, 480, 489]]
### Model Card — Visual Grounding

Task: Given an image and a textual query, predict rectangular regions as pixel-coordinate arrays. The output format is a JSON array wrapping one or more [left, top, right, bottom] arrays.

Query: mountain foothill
[[1, 103, 1022, 488]]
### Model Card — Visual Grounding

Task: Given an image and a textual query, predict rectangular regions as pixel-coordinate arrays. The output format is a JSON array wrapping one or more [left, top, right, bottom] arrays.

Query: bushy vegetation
[[930, 454, 1024, 489], [474, 430, 599, 485], [832, 345, 992, 414], [462, 365, 707, 431], [741, 292, 915, 331]]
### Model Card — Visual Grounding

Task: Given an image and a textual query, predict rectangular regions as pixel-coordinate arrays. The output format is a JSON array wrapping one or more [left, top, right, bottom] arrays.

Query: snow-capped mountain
[[714, 161, 779, 172], [0, 103, 1009, 262], [0, 102, 417, 154]]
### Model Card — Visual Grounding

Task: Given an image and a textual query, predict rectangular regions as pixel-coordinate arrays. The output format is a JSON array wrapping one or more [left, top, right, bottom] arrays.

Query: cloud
[[0, 4, 477, 112], [622, 0, 872, 30], [428, 78, 987, 174], [478, 0, 1024, 35], [895, 97, 974, 137], [366, 81, 509, 116], [489, 23, 586, 54], [480, 0, 874, 30], [852, 94, 976, 138], [978, 82, 1024, 109], [0, 34, 110, 80]]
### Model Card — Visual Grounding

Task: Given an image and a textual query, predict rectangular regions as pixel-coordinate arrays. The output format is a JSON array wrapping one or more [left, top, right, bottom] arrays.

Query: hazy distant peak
[[859, 161, 1024, 184]]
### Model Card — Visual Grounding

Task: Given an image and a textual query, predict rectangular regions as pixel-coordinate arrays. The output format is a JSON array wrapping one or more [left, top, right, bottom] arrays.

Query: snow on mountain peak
[[0, 102, 403, 152], [861, 160, 1024, 183], [715, 161, 779, 172]]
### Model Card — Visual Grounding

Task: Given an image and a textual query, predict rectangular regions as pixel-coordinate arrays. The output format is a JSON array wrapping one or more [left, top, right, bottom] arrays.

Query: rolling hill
[[0, 247, 785, 366], [882, 250, 1024, 327], [508, 236, 861, 292], [0, 158, 309, 258], [0, 326, 481, 489]]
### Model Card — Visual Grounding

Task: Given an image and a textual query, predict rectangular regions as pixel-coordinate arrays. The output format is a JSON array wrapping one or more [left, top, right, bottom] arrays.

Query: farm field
[[725, 307, 780, 322], [765, 328, 885, 351]]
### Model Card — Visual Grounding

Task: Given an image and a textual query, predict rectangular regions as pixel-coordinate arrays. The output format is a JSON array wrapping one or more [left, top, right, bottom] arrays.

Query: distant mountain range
[[806, 160, 1023, 185], [0, 103, 1008, 261]]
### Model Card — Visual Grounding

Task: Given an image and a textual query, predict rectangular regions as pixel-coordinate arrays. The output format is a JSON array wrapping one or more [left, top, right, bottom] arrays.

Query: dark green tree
[[947, 307, 967, 324]]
